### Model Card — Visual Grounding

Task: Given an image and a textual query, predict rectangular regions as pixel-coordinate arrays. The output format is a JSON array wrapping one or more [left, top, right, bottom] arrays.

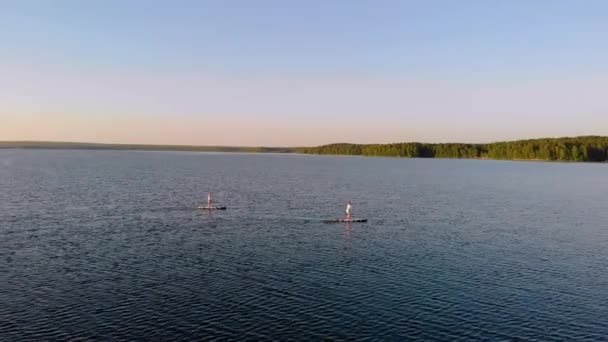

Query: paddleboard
[[198, 206, 227, 210], [324, 218, 367, 223]]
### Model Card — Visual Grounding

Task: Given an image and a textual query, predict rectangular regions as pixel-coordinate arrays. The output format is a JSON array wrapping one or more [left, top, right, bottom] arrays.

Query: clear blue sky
[[2, 0, 607, 146]]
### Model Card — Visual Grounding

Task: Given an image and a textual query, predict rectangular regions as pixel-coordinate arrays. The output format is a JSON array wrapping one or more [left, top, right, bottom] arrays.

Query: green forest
[[302, 136, 608, 162], [3, 136, 608, 162]]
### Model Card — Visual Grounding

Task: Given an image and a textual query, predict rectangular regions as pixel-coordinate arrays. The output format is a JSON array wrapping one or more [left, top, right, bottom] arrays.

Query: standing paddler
[[346, 201, 352, 220]]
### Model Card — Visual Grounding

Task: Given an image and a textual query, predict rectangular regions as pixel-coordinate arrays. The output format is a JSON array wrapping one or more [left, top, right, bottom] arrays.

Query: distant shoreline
[[2, 136, 607, 162], [0, 141, 298, 154]]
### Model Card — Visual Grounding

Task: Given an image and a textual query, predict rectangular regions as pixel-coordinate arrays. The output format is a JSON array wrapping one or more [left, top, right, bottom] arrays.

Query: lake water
[[1, 150, 608, 341]]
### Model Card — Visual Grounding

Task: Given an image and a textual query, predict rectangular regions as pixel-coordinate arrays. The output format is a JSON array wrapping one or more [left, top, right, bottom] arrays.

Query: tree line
[[301, 136, 608, 162], [4, 137, 608, 161]]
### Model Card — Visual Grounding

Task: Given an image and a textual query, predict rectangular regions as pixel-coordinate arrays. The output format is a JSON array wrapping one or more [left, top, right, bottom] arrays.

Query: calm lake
[[1, 150, 608, 340]]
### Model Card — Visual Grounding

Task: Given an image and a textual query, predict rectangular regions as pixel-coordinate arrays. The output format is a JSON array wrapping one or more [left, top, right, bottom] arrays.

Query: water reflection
[[341, 222, 352, 251]]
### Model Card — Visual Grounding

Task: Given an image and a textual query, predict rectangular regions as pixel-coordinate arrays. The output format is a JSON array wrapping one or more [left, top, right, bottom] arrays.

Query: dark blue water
[[1, 150, 608, 341]]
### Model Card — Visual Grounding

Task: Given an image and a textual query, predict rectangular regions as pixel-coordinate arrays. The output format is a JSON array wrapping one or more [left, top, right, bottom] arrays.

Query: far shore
[[2, 136, 607, 163], [0, 141, 298, 154]]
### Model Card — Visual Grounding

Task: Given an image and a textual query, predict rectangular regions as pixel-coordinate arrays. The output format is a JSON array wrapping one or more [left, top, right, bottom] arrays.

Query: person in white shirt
[[346, 202, 352, 220], [207, 192, 212, 207]]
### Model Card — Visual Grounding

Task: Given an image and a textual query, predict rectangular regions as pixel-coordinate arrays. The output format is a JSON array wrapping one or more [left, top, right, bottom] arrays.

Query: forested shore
[[3, 136, 608, 162], [302, 136, 608, 162]]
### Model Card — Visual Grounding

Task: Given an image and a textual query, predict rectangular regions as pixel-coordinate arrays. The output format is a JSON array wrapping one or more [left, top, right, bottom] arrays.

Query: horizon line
[[1, 135, 606, 149]]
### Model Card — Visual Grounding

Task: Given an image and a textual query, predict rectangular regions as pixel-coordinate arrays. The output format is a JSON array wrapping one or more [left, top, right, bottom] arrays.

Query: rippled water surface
[[2, 150, 608, 341]]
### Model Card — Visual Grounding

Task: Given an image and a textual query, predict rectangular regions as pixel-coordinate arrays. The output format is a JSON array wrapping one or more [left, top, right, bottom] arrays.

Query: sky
[[1, 0, 607, 146]]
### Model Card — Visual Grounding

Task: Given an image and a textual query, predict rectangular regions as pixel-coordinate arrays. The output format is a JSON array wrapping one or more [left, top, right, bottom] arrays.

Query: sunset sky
[[2, 0, 607, 146]]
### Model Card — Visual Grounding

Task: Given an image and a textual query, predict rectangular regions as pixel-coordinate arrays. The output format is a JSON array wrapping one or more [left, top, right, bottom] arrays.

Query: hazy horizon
[[3, 133, 607, 148], [2, 1, 607, 146]]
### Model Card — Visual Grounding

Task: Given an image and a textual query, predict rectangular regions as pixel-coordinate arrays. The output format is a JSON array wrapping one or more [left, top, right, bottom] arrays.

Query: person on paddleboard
[[207, 192, 212, 208], [346, 202, 352, 220]]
